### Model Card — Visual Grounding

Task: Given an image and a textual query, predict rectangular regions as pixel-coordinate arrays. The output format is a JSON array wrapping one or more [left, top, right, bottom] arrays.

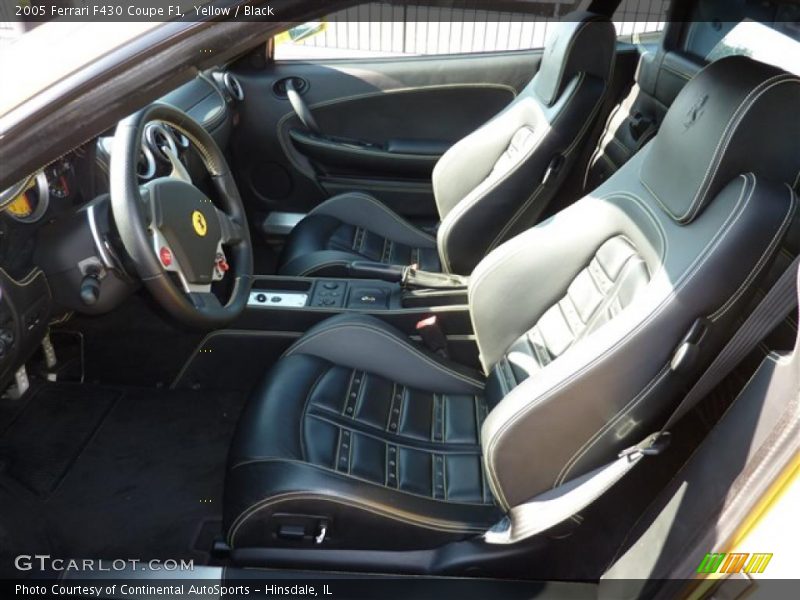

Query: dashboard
[[0, 69, 242, 391]]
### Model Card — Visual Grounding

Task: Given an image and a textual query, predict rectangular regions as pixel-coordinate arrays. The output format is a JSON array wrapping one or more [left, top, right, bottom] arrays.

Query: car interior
[[1, 0, 799, 592]]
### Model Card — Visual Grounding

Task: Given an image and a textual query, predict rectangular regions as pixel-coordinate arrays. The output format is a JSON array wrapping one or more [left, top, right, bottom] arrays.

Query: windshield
[[0, 0, 224, 118], [0, 21, 163, 117]]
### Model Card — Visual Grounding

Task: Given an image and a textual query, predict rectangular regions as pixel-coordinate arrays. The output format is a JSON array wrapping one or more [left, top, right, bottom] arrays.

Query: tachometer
[[2, 172, 50, 223]]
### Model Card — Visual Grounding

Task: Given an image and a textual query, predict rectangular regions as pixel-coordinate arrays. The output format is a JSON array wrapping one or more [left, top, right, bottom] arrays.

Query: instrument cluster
[[1, 152, 81, 224]]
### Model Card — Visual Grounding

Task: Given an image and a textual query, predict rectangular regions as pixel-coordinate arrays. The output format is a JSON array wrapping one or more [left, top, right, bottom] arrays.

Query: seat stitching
[[333, 428, 344, 473], [310, 192, 437, 244], [305, 411, 482, 453], [541, 20, 601, 104], [554, 363, 671, 486], [486, 175, 752, 506], [660, 63, 693, 81], [299, 367, 330, 462], [709, 184, 797, 321], [228, 490, 488, 547], [469, 191, 666, 308], [285, 323, 485, 389], [686, 78, 800, 223], [485, 174, 756, 509], [468, 191, 667, 373], [352, 370, 366, 417], [438, 74, 587, 271], [229, 458, 491, 507], [572, 255, 647, 347], [638, 76, 799, 223]]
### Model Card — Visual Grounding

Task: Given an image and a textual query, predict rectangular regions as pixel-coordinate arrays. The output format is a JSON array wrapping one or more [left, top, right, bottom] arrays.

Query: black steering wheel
[[110, 103, 252, 329]]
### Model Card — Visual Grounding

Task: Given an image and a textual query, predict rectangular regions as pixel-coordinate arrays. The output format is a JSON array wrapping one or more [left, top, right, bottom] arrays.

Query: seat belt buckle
[[619, 431, 671, 459], [416, 315, 449, 358]]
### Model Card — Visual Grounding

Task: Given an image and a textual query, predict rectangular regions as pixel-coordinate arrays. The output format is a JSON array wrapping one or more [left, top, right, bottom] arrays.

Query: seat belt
[[486, 255, 800, 544]]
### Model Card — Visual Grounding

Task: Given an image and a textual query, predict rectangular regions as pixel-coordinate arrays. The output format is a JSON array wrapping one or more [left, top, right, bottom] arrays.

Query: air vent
[[223, 72, 244, 102]]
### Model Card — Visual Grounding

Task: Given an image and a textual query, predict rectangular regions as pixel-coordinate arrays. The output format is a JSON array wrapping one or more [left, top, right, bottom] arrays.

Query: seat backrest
[[432, 12, 616, 275], [467, 56, 800, 511]]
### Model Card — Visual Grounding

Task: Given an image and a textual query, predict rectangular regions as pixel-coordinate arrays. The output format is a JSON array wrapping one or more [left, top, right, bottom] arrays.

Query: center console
[[178, 270, 475, 391], [248, 278, 400, 311], [235, 274, 471, 335]]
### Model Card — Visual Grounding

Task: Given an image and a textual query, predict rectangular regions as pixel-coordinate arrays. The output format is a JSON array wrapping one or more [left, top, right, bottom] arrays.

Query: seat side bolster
[[284, 314, 484, 394], [225, 460, 500, 550], [468, 213, 595, 373], [310, 192, 436, 248], [480, 177, 797, 512], [438, 74, 607, 275], [280, 248, 363, 277]]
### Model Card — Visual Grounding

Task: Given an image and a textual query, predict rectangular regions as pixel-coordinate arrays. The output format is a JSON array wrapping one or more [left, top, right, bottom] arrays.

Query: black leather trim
[[225, 460, 500, 550], [532, 13, 616, 106], [278, 193, 440, 277], [278, 12, 615, 277], [640, 56, 800, 224], [224, 317, 498, 551]]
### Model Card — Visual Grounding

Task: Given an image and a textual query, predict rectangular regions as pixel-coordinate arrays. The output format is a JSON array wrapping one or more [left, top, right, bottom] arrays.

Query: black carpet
[[0, 383, 244, 563], [0, 386, 118, 496]]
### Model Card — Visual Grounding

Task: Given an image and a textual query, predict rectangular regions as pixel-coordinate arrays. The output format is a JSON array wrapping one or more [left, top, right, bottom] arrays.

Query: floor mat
[[0, 386, 119, 496], [1, 384, 244, 562]]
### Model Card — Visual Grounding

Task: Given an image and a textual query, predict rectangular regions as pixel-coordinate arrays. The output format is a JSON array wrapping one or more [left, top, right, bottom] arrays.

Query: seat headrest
[[532, 12, 615, 106], [641, 56, 800, 225]]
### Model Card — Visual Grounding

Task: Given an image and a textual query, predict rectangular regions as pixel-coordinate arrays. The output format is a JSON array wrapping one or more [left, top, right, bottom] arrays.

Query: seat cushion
[[225, 315, 500, 550], [278, 192, 440, 277]]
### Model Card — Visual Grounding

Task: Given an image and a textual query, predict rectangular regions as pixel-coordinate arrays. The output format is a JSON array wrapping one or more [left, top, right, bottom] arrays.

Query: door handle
[[283, 78, 321, 135]]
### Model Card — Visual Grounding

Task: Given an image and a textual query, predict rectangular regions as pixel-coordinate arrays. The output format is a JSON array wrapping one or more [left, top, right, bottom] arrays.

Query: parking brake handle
[[348, 261, 405, 282]]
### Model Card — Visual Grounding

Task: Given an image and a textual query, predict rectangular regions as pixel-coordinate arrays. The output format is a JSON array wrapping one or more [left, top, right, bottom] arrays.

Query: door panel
[[229, 50, 542, 220]]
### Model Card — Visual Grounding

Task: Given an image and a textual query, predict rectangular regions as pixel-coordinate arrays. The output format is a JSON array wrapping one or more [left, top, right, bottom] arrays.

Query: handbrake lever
[[348, 261, 405, 282]]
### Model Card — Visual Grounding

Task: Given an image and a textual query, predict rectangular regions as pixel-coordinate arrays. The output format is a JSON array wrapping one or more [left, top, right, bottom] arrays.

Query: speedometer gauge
[[2, 172, 50, 223]]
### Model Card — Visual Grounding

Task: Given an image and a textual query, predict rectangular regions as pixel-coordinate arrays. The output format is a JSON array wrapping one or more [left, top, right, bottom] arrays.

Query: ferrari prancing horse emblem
[[192, 210, 207, 237]]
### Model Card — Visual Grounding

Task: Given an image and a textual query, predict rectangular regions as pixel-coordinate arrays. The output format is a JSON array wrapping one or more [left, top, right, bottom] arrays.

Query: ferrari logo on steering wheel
[[192, 210, 208, 237]]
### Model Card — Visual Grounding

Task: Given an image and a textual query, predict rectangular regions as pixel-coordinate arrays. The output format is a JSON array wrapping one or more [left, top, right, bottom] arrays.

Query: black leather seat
[[226, 57, 800, 552], [225, 315, 501, 550], [278, 12, 616, 277]]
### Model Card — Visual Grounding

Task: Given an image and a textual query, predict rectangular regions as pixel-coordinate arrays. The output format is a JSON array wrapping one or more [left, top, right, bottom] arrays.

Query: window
[[612, 0, 671, 42], [274, 1, 673, 61], [275, 2, 570, 61]]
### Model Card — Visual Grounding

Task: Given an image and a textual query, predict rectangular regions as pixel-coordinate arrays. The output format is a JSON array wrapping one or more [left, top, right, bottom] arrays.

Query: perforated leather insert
[[488, 126, 540, 180], [328, 221, 441, 272], [491, 236, 650, 395], [299, 358, 493, 504]]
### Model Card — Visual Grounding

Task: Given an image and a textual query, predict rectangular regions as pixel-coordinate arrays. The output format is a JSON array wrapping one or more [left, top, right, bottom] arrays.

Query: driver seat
[[224, 57, 800, 551]]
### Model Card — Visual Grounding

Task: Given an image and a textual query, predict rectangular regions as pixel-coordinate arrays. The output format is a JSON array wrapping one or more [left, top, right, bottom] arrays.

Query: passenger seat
[[278, 12, 616, 277]]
